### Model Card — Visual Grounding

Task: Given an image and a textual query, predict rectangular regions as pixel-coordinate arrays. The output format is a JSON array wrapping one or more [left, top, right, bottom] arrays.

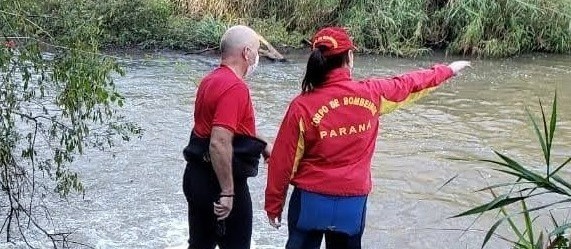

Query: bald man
[[182, 25, 271, 249]]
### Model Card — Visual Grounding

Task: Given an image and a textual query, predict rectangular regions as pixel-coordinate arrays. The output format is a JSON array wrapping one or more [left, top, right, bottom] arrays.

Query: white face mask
[[245, 52, 259, 78]]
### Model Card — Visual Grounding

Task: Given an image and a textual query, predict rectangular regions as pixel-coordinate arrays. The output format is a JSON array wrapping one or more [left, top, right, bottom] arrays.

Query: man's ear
[[243, 47, 249, 61]]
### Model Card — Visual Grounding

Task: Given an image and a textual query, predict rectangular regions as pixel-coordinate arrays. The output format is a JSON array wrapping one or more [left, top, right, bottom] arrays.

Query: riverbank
[[101, 0, 571, 57], [2, 0, 571, 58]]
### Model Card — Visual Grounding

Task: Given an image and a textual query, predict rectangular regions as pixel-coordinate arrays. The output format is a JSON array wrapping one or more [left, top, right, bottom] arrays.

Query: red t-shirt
[[265, 65, 454, 219], [193, 65, 256, 137]]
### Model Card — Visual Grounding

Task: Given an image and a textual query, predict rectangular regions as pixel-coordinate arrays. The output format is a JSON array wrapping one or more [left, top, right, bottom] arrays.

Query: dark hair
[[301, 46, 350, 93]]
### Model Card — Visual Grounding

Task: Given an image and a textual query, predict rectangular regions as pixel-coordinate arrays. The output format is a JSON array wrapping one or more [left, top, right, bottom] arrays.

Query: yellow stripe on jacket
[[380, 86, 439, 115]]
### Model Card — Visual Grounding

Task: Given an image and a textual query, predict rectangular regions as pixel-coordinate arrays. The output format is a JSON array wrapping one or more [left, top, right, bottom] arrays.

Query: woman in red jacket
[[265, 27, 470, 249]]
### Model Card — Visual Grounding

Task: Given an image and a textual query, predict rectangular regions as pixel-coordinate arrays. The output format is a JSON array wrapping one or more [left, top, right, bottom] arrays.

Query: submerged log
[[185, 46, 218, 55], [257, 34, 287, 62], [301, 38, 312, 47], [184, 33, 287, 62]]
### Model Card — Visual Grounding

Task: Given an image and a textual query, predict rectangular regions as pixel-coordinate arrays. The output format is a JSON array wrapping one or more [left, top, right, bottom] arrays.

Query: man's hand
[[214, 196, 234, 220], [448, 61, 472, 75], [263, 142, 272, 163], [268, 214, 282, 229]]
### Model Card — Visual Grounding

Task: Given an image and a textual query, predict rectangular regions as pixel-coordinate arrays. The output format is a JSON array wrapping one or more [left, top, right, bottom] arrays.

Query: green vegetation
[[340, 0, 431, 56], [441, 0, 571, 57], [454, 93, 571, 248], [171, 0, 571, 57], [1, 0, 140, 246], [2, 0, 570, 247], [4, 0, 570, 57]]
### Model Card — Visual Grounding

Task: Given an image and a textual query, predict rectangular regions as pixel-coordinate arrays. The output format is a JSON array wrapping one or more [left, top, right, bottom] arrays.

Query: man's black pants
[[183, 163, 252, 249]]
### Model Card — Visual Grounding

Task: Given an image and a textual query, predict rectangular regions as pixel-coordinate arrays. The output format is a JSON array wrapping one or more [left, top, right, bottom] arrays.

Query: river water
[[4, 52, 570, 249]]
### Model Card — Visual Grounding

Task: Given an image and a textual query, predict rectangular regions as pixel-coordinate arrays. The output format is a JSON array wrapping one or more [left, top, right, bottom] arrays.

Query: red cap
[[312, 27, 356, 57]]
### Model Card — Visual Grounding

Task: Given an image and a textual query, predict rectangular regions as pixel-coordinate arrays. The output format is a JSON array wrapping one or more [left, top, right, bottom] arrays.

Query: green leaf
[[482, 216, 507, 248], [550, 223, 571, 237], [539, 99, 550, 165], [526, 107, 548, 165], [437, 174, 459, 191], [513, 242, 529, 249], [489, 169, 560, 194], [487, 153, 546, 184], [549, 157, 571, 178], [476, 181, 539, 192], [549, 211, 559, 228], [522, 199, 535, 246], [493, 152, 532, 174], [452, 195, 526, 218], [548, 91, 557, 161], [491, 189, 526, 243], [534, 232, 543, 249], [550, 175, 571, 195], [524, 199, 571, 214], [492, 168, 527, 180], [488, 156, 567, 195]]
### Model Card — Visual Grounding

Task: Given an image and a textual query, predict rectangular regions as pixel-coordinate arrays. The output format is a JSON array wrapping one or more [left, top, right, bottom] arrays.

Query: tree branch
[[2, 36, 121, 60], [11, 111, 73, 132]]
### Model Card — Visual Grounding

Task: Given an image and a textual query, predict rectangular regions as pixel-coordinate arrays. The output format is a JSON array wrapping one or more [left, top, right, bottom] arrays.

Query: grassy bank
[[3, 0, 571, 57], [171, 0, 571, 57]]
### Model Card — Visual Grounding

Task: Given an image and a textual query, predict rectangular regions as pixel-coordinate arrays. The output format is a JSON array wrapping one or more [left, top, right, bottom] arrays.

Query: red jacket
[[265, 65, 454, 219]]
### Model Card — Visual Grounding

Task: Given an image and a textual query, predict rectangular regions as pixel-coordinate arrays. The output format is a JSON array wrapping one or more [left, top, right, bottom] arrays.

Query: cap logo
[[313, 36, 338, 49]]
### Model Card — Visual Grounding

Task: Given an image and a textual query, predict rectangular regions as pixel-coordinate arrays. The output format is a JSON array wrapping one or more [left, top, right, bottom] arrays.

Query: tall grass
[[164, 15, 227, 50], [95, 0, 174, 47], [247, 18, 306, 48], [170, 0, 571, 57], [439, 0, 571, 57], [454, 93, 571, 248], [29, 0, 571, 56], [172, 0, 341, 32], [171, 0, 241, 19], [340, 0, 430, 57]]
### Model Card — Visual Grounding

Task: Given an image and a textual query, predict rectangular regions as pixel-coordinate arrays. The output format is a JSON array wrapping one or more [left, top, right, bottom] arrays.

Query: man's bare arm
[[210, 126, 234, 195]]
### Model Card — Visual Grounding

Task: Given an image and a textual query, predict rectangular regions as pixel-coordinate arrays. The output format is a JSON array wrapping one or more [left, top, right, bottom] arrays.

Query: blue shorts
[[286, 188, 367, 249], [297, 189, 367, 235]]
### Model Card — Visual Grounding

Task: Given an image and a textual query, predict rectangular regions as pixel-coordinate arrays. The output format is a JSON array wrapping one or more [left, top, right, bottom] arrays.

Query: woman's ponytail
[[301, 46, 328, 93], [301, 46, 349, 93]]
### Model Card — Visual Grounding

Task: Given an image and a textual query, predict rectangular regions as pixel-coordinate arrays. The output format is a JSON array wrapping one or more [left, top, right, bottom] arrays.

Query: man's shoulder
[[206, 66, 240, 80], [200, 67, 245, 91]]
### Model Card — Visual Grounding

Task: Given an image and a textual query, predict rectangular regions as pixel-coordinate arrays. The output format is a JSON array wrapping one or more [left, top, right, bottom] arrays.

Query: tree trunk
[[257, 33, 286, 62]]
